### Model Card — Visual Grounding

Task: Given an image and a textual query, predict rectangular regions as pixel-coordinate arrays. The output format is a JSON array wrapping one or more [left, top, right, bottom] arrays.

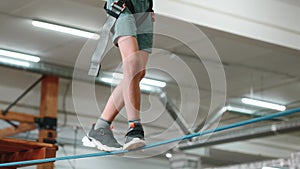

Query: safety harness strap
[[88, 0, 128, 76], [105, 0, 153, 16], [88, 0, 153, 77]]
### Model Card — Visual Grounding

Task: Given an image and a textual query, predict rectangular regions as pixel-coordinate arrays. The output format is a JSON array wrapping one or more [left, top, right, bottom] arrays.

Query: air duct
[[179, 117, 300, 150]]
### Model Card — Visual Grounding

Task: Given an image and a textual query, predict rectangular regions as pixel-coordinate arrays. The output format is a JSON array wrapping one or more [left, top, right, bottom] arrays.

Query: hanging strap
[[88, 0, 153, 77], [88, 0, 129, 76]]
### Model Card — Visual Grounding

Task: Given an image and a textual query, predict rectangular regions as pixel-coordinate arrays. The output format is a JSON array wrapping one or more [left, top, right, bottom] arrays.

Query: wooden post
[[38, 76, 59, 169]]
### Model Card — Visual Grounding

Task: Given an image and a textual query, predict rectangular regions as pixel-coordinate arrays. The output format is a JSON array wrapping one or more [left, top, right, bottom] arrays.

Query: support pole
[[38, 76, 59, 169], [158, 91, 194, 135]]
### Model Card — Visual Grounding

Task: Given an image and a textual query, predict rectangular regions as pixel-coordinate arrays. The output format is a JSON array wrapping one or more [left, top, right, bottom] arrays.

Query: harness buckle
[[106, 2, 126, 18], [111, 2, 126, 13]]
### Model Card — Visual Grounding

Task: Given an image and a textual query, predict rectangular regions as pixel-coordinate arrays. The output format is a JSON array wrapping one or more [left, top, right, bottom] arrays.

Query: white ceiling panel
[[0, 0, 35, 14], [242, 51, 300, 77], [211, 36, 272, 63], [12, 0, 105, 31]]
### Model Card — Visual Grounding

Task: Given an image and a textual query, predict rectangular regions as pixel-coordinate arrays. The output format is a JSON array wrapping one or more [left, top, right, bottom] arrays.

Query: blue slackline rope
[[1, 107, 300, 167]]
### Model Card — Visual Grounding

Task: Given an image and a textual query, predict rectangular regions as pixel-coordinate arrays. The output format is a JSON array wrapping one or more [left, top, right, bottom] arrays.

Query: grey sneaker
[[123, 123, 146, 150], [88, 124, 122, 151]]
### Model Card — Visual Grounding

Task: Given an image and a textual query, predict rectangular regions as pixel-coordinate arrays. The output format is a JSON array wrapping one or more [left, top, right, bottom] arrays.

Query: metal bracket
[[35, 117, 57, 131], [42, 138, 57, 144]]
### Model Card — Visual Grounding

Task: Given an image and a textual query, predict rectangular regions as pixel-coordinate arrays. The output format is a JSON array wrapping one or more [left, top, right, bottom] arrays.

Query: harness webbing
[[88, 0, 153, 77]]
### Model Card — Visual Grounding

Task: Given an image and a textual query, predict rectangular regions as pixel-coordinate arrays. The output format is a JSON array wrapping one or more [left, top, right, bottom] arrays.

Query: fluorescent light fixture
[[100, 77, 119, 86], [32, 20, 99, 39], [112, 72, 123, 79], [0, 57, 30, 67], [262, 167, 281, 169], [241, 98, 286, 111], [101, 77, 159, 92], [0, 49, 40, 62], [165, 153, 173, 158], [112, 72, 166, 88], [140, 84, 155, 92], [226, 106, 254, 114], [141, 78, 166, 88]]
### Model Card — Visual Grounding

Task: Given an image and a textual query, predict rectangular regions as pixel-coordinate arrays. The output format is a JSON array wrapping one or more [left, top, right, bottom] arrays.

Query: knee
[[123, 56, 142, 78], [123, 57, 146, 82]]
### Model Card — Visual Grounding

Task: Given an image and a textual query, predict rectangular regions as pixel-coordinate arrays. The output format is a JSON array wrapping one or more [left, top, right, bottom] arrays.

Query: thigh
[[118, 36, 139, 59], [118, 36, 149, 68]]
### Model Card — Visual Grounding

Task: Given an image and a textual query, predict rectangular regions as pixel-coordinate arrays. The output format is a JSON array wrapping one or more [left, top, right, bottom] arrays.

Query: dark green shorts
[[106, 0, 154, 53]]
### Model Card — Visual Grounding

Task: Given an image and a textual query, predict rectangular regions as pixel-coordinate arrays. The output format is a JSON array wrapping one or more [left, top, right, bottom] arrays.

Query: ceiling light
[[226, 106, 254, 114], [0, 57, 30, 67], [32, 20, 99, 39], [165, 153, 173, 158], [241, 98, 286, 111], [0, 49, 40, 62], [141, 78, 166, 88], [140, 84, 156, 92], [100, 77, 119, 86], [262, 167, 281, 169], [112, 72, 166, 88], [100, 77, 160, 93]]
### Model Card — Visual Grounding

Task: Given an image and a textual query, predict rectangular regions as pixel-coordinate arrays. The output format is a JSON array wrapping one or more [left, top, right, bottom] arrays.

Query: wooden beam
[[0, 138, 57, 168], [1, 147, 56, 163], [0, 138, 57, 150], [37, 147, 57, 169], [38, 75, 59, 143], [39, 76, 59, 119], [38, 76, 59, 169], [0, 123, 37, 138], [0, 111, 37, 123]]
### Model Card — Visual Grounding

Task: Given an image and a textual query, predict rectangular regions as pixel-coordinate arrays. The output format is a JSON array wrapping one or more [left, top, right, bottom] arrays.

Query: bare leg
[[100, 36, 148, 122]]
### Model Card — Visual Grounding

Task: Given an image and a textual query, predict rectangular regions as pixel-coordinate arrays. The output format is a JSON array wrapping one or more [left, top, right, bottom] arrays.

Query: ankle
[[128, 119, 141, 128], [95, 117, 111, 130]]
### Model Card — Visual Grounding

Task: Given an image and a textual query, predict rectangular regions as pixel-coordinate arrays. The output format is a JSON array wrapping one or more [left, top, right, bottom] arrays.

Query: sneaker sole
[[123, 138, 146, 150], [82, 136, 96, 148], [83, 136, 122, 152]]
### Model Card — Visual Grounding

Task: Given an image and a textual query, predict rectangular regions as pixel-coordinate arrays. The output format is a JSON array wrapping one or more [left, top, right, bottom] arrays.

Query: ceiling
[[0, 0, 300, 167]]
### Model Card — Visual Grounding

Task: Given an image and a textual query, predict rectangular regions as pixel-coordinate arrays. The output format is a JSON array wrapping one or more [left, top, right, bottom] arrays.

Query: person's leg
[[99, 82, 125, 122], [118, 36, 148, 121], [94, 36, 147, 151], [115, 36, 149, 150], [98, 35, 147, 121], [88, 37, 142, 151]]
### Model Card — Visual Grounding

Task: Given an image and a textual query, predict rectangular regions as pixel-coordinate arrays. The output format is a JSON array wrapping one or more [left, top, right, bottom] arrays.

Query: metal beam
[[205, 152, 300, 169], [158, 91, 194, 135], [179, 117, 300, 150]]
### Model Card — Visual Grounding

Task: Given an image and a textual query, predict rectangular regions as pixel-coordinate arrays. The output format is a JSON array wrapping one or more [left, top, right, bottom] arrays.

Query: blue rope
[[1, 107, 299, 167]]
